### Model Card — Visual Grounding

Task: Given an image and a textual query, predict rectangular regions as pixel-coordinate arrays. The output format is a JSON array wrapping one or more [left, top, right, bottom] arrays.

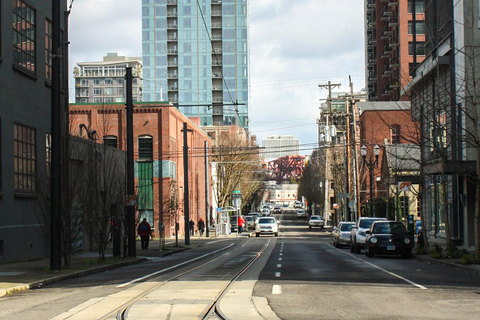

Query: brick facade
[[69, 102, 212, 238]]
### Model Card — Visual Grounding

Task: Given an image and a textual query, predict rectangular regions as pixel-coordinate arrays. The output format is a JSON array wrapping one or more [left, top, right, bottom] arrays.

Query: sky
[[68, 0, 365, 156]]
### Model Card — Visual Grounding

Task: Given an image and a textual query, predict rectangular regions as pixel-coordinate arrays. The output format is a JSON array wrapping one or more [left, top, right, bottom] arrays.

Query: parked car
[[261, 208, 270, 216], [365, 221, 413, 258], [332, 221, 355, 248], [297, 209, 307, 218], [247, 212, 261, 222], [294, 201, 303, 208], [229, 215, 238, 232], [351, 217, 387, 253], [308, 215, 324, 228], [244, 215, 256, 230], [255, 216, 279, 237]]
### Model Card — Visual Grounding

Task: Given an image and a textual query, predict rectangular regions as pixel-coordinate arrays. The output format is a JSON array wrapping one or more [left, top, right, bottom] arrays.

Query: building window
[[408, 0, 425, 14], [93, 97, 102, 103], [45, 19, 52, 81], [105, 78, 113, 85], [115, 87, 124, 95], [93, 78, 100, 85], [408, 42, 425, 55], [103, 136, 117, 148], [408, 21, 425, 35], [104, 97, 114, 103], [14, 123, 36, 195], [93, 87, 102, 95], [138, 135, 153, 160], [13, 0, 36, 75], [116, 78, 124, 85], [391, 124, 400, 144], [409, 62, 417, 77], [104, 87, 113, 95]]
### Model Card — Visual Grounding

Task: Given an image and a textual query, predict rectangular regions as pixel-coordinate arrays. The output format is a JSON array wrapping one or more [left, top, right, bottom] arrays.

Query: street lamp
[[361, 144, 380, 216]]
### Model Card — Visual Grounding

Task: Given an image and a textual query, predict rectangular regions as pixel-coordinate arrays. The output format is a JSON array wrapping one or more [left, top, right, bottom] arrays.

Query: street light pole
[[361, 145, 380, 217]]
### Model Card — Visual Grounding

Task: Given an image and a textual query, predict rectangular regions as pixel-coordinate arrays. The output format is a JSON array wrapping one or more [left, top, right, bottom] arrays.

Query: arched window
[[138, 135, 153, 160], [103, 135, 117, 148]]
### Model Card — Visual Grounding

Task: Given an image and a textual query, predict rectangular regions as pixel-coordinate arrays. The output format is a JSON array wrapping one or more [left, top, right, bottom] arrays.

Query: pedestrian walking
[[198, 218, 205, 236], [238, 215, 245, 233], [137, 218, 153, 250], [189, 219, 195, 236]]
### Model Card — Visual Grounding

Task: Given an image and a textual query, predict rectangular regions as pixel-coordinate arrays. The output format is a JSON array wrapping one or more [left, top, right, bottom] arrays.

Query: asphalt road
[[1, 210, 480, 320]]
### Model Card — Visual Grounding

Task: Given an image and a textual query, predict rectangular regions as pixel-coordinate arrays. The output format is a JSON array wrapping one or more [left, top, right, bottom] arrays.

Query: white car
[[255, 217, 279, 237], [297, 209, 307, 218], [309, 215, 324, 228], [261, 208, 270, 216]]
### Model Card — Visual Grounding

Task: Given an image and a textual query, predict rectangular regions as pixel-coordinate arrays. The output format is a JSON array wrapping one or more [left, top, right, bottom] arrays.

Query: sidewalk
[[0, 232, 250, 298]]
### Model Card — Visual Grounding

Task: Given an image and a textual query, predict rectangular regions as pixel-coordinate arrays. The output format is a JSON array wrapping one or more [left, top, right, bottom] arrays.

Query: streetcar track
[[89, 238, 272, 320], [201, 238, 272, 320]]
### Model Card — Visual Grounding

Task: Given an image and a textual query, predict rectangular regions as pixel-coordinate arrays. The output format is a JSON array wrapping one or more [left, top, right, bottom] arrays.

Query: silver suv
[[350, 217, 386, 253]]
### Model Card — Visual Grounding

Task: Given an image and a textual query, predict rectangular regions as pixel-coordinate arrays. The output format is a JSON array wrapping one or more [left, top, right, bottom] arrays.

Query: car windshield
[[245, 216, 253, 222], [359, 219, 379, 229], [259, 218, 275, 224], [340, 223, 354, 231], [310, 216, 321, 220], [373, 222, 406, 234]]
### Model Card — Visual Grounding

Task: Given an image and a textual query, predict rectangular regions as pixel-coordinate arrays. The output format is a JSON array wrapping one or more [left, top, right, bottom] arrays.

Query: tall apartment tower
[[365, 0, 426, 101], [73, 53, 143, 104], [141, 0, 249, 129]]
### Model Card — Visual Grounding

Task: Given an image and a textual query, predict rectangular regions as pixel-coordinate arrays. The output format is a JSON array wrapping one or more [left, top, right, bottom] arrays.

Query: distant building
[[73, 53, 143, 104], [262, 135, 300, 159]]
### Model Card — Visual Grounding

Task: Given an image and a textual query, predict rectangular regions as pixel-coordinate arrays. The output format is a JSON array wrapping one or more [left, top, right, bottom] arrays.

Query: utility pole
[[205, 141, 210, 237], [50, 0, 62, 271], [183, 122, 191, 245], [126, 67, 136, 257], [318, 81, 341, 225], [159, 112, 165, 250]]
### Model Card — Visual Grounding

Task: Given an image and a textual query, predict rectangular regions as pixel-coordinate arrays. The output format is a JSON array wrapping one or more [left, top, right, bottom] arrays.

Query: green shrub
[[461, 253, 480, 265]]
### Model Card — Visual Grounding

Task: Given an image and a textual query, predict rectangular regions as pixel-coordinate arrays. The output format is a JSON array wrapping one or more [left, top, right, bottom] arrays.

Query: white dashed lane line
[[272, 285, 282, 294], [275, 272, 281, 278], [277, 264, 282, 268]]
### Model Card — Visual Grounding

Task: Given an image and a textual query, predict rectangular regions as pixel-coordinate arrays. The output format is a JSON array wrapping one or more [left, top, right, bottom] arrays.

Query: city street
[[1, 211, 479, 320]]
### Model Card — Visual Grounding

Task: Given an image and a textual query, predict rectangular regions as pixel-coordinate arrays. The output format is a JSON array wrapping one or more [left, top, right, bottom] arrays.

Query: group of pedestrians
[[138, 217, 207, 251], [189, 218, 205, 236]]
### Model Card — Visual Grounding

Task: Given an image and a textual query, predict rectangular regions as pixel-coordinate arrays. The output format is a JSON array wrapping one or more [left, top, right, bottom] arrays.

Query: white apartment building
[[262, 135, 300, 160], [73, 53, 143, 103]]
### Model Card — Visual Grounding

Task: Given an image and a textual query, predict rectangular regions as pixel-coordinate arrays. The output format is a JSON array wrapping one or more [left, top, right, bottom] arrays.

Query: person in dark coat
[[189, 219, 195, 236], [198, 218, 205, 236], [137, 218, 153, 250]]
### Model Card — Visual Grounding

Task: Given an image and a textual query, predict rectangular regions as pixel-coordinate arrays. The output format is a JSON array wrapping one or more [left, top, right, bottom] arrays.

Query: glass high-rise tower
[[142, 0, 248, 128]]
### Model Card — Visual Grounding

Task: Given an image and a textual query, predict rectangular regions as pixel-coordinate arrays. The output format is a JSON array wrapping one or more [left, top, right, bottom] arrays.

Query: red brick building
[[356, 101, 417, 215], [69, 102, 212, 238]]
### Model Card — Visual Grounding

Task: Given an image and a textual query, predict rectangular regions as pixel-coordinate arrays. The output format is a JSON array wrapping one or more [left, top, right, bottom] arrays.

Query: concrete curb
[[414, 254, 480, 276]]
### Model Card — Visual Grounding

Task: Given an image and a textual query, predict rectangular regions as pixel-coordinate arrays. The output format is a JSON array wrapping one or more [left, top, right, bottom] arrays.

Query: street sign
[[233, 190, 241, 194]]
